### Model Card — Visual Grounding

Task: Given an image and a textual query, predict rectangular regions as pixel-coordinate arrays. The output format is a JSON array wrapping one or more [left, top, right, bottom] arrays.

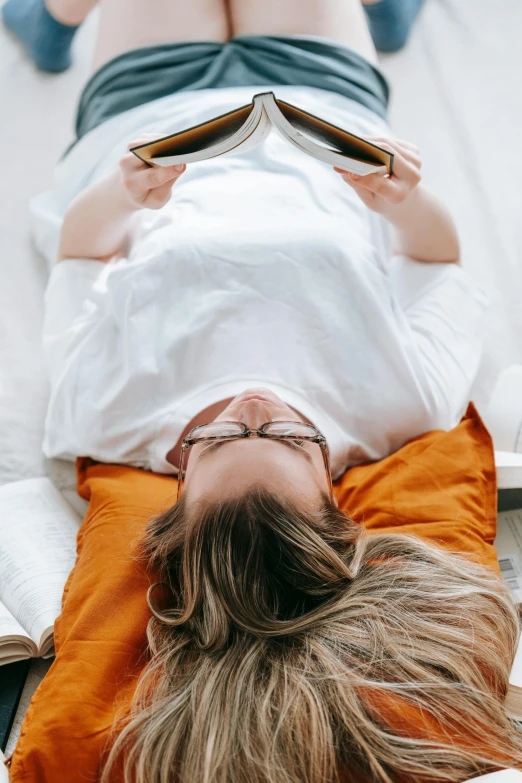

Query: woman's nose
[[235, 399, 274, 430]]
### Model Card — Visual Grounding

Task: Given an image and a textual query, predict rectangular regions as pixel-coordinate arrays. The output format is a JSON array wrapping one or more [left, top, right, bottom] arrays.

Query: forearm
[[382, 185, 460, 264], [58, 169, 140, 262], [337, 137, 460, 264]]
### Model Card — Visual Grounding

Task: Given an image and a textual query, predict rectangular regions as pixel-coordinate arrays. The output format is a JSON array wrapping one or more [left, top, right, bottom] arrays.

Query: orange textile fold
[[7, 402, 499, 782], [335, 402, 499, 573]]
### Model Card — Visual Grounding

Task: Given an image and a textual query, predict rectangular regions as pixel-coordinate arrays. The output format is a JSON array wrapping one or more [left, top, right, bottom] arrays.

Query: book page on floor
[[130, 92, 394, 177], [495, 507, 522, 716], [496, 508, 522, 604], [0, 478, 80, 665]]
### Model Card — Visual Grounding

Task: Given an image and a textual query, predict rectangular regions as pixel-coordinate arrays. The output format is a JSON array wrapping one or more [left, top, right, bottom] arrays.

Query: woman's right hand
[[59, 137, 186, 262], [119, 135, 186, 210]]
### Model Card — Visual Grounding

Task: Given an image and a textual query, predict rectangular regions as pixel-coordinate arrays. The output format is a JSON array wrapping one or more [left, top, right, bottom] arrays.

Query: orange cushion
[[6, 402, 498, 783], [337, 401, 498, 572]]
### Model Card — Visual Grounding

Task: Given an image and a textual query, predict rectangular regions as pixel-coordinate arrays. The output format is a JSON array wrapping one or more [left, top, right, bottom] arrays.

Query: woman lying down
[[9, 0, 522, 778]]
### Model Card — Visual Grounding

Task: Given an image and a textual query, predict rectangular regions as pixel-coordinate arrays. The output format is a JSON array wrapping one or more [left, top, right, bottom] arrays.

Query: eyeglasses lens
[[189, 422, 245, 440], [188, 421, 321, 442], [263, 422, 319, 437]]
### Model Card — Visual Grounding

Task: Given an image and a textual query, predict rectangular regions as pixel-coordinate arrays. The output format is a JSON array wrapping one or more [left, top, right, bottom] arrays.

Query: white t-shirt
[[34, 85, 488, 479]]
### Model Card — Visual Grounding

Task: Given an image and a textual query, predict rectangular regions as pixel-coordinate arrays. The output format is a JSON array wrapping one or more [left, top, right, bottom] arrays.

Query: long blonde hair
[[101, 487, 522, 783]]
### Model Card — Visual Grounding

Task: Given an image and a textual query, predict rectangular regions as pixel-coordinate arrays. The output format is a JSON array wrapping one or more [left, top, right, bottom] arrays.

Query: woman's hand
[[119, 135, 187, 210], [59, 135, 187, 262], [334, 137, 421, 219], [335, 136, 459, 263]]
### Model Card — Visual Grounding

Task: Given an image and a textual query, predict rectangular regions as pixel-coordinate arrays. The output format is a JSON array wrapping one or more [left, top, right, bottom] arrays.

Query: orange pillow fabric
[[6, 402, 498, 783], [337, 401, 498, 572]]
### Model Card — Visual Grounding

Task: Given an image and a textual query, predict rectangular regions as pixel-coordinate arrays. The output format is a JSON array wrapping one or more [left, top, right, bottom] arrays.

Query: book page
[[263, 95, 387, 176], [0, 598, 31, 643], [0, 478, 80, 650], [509, 634, 522, 689], [149, 100, 270, 166], [495, 508, 522, 603], [273, 98, 393, 174], [133, 103, 255, 166], [494, 508, 522, 689]]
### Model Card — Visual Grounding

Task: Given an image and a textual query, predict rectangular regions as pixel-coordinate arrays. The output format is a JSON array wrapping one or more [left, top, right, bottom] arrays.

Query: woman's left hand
[[334, 137, 422, 218]]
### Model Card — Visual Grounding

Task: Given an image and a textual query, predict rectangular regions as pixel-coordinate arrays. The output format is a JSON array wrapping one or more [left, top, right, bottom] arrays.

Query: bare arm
[[58, 136, 186, 262], [381, 184, 459, 264], [335, 137, 460, 264], [58, 169, 141, 262]]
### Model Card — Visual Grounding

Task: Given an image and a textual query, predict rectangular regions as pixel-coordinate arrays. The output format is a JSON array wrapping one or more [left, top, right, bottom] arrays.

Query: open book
[[495, 508, 522, 717], [0, 478, 80, 665], [130, 92, 394, 177]]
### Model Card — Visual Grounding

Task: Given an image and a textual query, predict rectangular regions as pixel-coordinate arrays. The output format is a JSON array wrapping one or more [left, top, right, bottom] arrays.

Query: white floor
[[1, 0, 521, 755]]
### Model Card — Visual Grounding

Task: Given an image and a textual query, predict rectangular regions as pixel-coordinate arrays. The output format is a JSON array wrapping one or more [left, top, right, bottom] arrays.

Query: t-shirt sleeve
[[389, 255, 489, 429], [42, 259, 113, 460], [42, 257, 158, 467], [43, 259, 109, 375]]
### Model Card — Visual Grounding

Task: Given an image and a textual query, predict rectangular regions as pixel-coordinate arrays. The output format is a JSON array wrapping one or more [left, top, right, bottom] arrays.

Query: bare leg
[[47, 0, 230, 71], [228, 0, 378, 65], [93, 0, 230, 71], [45, 0, 97, 25]]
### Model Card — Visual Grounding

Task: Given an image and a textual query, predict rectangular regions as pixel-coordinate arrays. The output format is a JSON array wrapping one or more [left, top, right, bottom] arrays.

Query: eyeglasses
[[176, 420, 333, 502]]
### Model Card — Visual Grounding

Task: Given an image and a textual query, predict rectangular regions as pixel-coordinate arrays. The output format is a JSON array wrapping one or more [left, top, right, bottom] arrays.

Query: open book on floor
[[130, 91, 394, 177], [495, 507, 522, 718], [0, 478, 80, 665]]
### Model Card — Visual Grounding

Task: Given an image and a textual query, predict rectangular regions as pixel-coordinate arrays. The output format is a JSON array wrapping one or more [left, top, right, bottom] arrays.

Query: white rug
[[1, 0, 521, 755]]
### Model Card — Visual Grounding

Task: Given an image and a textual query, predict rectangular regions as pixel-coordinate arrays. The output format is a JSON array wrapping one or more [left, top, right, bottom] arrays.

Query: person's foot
[[2, 0, 79, 72], [362, 0, 425, 53]]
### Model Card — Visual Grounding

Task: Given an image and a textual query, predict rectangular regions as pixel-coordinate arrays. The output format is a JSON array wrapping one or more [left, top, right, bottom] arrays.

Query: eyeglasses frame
[[176, 420, 333, 502]]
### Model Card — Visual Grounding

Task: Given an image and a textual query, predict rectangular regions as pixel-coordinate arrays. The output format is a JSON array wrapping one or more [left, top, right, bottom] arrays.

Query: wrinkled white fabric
[[35, 85, 488, 478]]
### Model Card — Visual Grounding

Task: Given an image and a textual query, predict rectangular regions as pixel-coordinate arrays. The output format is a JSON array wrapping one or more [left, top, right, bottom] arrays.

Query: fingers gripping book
[[130, 92, 394, 176]]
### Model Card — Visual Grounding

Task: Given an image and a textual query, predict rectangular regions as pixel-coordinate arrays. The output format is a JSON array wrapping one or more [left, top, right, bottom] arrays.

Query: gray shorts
[[74, 35, 390, 141]]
